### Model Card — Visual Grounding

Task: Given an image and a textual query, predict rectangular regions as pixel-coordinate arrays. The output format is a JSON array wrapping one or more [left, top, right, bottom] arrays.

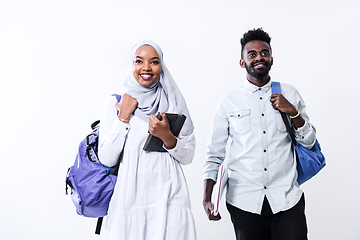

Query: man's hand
[[270, 94, 305, 129], [270, 94, 297, 115], [203, 200, 222, 221], [203, 179, 221, 221]]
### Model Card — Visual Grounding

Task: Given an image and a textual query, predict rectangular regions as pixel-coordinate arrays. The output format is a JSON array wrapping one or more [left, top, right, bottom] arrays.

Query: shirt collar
[[243, 79, 272, 93]]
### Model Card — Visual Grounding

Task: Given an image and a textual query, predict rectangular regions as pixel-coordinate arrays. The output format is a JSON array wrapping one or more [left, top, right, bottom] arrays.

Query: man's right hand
[[203, 200, 222, 221], [203, 179, 221, 221]]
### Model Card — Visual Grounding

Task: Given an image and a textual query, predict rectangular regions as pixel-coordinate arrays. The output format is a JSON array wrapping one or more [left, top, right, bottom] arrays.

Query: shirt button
[[264, 186, 267, 189], [125, 127, 129, 130], [262, 113, 265, 116], [264, 149, 267, 153], [264, 168, 267, 171], [263, 131, 266, 134], [258, 88, 262, 91], [260, 97, 263, 100]]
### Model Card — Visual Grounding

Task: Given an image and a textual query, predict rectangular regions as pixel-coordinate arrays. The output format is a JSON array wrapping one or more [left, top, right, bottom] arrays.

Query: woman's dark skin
[[115, 45, 177, 150]]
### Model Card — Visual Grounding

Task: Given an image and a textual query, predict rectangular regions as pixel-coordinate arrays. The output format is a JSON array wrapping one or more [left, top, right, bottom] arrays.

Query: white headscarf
[[123, 40, 194, 136]]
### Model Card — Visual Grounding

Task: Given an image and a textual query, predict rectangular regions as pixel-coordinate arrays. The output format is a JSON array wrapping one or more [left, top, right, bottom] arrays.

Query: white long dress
[[98, 95, 197, 240]]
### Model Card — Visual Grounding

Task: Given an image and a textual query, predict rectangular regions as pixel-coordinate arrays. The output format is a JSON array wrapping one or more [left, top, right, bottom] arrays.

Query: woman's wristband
[[290, 109, 300, 119], [118, 117, 129, 123]]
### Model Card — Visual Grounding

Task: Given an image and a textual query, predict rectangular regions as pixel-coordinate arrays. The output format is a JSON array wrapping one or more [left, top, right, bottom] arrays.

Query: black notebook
[[143, 112, 186, 152]]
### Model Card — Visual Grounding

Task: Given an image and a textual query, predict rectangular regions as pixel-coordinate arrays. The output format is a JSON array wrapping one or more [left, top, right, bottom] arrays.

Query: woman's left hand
[[149, 111, 177, 149]]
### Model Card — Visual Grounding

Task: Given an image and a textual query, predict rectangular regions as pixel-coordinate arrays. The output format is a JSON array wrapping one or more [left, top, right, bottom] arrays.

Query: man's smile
[[252, 61, 267, 68]]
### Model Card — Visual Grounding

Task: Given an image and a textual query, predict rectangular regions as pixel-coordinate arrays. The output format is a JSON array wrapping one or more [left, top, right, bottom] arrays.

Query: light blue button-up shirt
[[203, 80, 316, 214]]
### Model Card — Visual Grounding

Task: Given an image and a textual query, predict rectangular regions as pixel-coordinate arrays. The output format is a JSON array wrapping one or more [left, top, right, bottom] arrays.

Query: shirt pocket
[[229, 109, 251, 135], [274, 110, 287, 133]]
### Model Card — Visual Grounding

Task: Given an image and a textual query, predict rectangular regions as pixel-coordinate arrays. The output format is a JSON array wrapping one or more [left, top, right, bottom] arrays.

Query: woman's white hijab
[[123, 40, 194, 136]]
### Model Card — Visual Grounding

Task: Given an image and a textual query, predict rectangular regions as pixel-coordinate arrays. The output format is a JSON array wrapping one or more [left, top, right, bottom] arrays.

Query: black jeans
[[226, 194, 308, 240]]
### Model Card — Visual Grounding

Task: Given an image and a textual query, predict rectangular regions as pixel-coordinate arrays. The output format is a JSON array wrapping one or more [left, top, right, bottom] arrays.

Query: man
[[203, 28, 316, 240]]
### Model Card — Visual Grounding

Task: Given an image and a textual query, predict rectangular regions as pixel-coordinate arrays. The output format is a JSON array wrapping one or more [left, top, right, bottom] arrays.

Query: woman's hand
[[115, 94, 138, 122], [149, 111, 177, 149]]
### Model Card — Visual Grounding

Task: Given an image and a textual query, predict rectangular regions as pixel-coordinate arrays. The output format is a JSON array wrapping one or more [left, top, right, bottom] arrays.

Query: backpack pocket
[[66, 168, 84, 216]]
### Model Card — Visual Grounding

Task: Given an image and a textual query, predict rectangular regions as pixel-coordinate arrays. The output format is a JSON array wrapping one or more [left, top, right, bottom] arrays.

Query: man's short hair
[[240, 28, 272, 59]]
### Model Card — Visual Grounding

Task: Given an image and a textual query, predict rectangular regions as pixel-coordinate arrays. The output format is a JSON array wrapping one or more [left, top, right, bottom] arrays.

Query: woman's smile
[[140, 73, 154, 80]]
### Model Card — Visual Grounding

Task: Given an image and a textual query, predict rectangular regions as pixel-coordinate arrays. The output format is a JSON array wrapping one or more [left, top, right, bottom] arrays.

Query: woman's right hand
[[115, 94, 138, 122]]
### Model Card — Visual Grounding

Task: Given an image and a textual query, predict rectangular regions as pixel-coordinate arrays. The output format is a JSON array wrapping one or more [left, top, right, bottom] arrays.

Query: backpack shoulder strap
[[112, 94, 121, 103], [112, 94, 122, 115], [271, 82, 297, 144], [271, 81, 282, 94]]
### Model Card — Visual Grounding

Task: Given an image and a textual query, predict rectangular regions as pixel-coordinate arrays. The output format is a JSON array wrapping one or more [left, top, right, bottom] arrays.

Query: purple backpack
[[65, 94, 121, 234]]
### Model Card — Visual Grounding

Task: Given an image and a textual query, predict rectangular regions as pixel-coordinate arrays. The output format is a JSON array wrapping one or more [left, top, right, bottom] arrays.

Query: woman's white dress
[[98, 96, 197, 240]]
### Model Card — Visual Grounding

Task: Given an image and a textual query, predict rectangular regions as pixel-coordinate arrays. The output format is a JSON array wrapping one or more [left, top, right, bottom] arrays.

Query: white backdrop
[[1, 0, 359, 239]]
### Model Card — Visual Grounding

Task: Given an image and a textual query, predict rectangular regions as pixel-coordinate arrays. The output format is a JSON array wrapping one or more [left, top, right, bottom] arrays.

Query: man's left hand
[[270, 94, 297, 116], [270, 94, 305, 129]]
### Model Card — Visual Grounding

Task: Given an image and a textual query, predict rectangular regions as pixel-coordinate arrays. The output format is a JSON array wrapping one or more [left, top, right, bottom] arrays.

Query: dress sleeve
[[98, 95, 130, 167], [164, 131, 196, 165]]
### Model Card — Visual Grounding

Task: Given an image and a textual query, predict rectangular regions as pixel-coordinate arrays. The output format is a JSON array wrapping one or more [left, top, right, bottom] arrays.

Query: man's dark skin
[[203, 39, 306, 221]]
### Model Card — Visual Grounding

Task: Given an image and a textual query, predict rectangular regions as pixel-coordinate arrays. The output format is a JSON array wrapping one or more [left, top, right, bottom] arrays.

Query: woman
[[98, 41, 197, 240]]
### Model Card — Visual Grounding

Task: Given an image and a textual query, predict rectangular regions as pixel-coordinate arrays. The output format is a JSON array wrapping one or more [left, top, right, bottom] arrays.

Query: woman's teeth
[[141, 74, 152, 80]]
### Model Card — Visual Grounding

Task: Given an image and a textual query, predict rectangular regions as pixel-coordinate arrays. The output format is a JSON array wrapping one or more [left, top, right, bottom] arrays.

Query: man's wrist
[[290, 109, 300, 119], [289, 108, 298, 117]]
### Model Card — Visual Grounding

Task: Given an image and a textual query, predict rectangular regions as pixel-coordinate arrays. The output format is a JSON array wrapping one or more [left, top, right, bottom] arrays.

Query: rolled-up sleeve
[[294, 121, 316, 148], [293, 90, 316, 149]]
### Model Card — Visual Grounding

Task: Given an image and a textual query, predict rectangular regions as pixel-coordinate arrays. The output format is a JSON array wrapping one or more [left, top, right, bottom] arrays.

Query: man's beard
[[244, 60, 272, 79]]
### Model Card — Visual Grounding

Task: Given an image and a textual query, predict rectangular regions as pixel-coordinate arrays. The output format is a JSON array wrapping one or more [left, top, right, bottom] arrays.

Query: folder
[[143, 112, 186, 152], [213, 165, 228, 216]]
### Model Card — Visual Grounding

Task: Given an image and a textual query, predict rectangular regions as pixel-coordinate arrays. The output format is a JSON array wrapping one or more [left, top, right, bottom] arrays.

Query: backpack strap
[[271, 82, 297, 145], [95, 217, 104, 235], [112, 94, 122, 116], [113, 94, 121, 102], [271, 81, 282, 94], [95, 94, 122, 235]]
